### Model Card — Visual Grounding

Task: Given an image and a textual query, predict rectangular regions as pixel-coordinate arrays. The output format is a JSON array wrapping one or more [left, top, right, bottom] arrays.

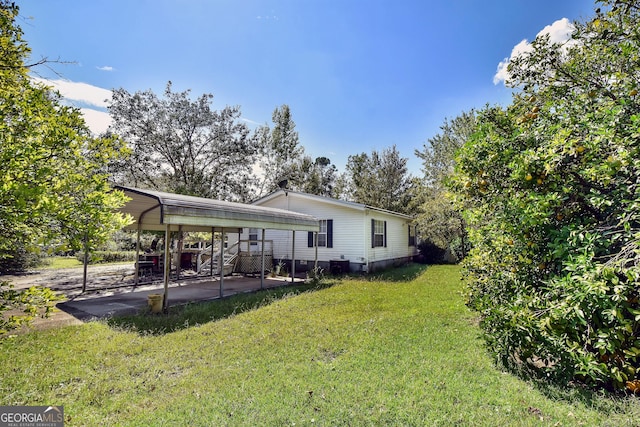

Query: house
[[243, 190, 417, 274]]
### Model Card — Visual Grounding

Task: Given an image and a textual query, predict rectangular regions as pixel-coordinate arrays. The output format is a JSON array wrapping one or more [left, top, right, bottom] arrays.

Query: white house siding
[[366, 211, 415, 272], [245, 191, 416, 274]]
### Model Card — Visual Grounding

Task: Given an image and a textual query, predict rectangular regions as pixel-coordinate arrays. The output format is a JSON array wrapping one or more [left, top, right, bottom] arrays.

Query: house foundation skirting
[[368, 256, 414, 273], [274, 256, 414, 275]]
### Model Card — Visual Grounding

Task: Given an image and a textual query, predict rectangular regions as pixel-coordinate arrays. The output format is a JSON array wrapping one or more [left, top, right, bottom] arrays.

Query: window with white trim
[[372, 219, 386, 248], [308, 219, 332, 248], [317, 220, 328, 247], [249, 228, 258, 246]]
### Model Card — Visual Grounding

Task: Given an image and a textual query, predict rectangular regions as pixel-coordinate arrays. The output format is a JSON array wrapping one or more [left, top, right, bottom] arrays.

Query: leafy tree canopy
[[0, 1, 130, 268], [339, 145, 414, 214], [108, 82, 257, 202], [450, 0, 640, 391], [416, 109, 476, 190], [414, 111, 476, 258], [0, 0, 129, 333], [255, 105, 337, 197]]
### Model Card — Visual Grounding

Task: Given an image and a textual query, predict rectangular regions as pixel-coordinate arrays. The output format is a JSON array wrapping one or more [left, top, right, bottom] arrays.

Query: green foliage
[[0, 2, 130, 328], [0, 281, 62, 336], [415, 111, 475, 257], [2, 265, 639, 425], [415, 190, 466, 259], [0, 243, 43, 273], [108, 82, 257, 202], [255, 105, 338, 197], [339, 145, 414, 214], [450, 0, 640, 391], [97, 230, 159, 252], [0, 2, 131, 263], [74, 251, 136, 265], [305, 266, 326, 286], [416, 109, 477, 189], [294, 155, 338, 197], [255, 104, 304, 195], [417, 240, 447, 264]]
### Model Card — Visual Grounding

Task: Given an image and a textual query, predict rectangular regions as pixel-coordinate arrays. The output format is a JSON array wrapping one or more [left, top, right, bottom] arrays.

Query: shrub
[[417, 240, 446, 264], [0, 244, 44, 274], [0, 282, 62, 336], [75, 251, 136, 265], [450, 1, 640, 391]]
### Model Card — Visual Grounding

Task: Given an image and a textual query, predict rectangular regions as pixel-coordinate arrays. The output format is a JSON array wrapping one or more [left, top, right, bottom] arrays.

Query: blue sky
[[19, 0, 596, 175]]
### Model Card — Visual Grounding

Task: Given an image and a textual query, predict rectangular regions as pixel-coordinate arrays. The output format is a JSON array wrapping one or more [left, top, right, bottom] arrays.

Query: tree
[[108, 82, 257, 201], [0, 1, 129, 332], [414, 111, 476, 260], [340, 145, 413, 214], [0, 2, 130, 266], [294, 155, 338, 196], [450, 0, 640, 391], [255, 104, 305, 196], [416, 110, 476, 190]]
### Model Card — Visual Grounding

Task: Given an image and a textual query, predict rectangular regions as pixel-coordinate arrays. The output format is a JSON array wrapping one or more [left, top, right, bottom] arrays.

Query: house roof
[[252, 189, 414, 220], [115, 186, 320, 232]]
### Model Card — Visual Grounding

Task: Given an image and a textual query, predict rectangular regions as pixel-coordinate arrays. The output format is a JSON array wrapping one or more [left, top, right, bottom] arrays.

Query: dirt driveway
[[2, 264, 137, 298], [2, 265, 298, 330]]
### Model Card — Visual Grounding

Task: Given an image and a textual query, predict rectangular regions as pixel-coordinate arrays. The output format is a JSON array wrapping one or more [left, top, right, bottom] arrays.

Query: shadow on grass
[[521, 372, 640, 414], [488, 349, 639, 412], [360, 263, 431, 282], [106, 281, 337, 336]]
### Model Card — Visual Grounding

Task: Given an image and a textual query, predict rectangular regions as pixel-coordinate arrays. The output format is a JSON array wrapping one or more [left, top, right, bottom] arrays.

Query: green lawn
[[40, 256, 84, 269], [1, 265, 638, 426], [40, 256, 132, 269]]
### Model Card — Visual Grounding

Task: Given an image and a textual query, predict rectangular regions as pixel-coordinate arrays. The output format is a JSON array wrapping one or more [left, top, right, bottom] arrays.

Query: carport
[[114, 186, 320, 311]]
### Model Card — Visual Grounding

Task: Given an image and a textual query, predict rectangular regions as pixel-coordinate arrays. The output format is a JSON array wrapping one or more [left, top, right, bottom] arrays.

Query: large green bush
[[450, 0, 640, 391], [75, 251, 136, 265]]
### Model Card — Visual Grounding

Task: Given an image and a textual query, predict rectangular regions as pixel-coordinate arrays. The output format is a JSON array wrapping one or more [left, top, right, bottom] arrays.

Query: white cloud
[[80, 108, 113, 134], [31, 77, 114, 135], [241, 117, 261, 126], [96, 65, 114, 71], [494, 18, 575, 85], [32, 77, 112, 108]]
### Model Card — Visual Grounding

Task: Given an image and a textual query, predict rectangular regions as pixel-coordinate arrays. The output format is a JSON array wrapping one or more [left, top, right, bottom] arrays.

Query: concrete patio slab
[[55, 275, 303, 321]]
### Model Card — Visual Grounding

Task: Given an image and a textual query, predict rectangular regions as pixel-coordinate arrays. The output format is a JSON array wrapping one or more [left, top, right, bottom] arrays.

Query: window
[[308, 220, 333, 248], [249, 228, 258, 246], [408, 225, 416, 247], [317, 220, 328, 247], [372, 219, 386, 248]]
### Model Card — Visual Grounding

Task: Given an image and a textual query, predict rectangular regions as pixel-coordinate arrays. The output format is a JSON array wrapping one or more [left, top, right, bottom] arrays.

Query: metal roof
[[115, 186, 320, 232], [253, 189, 414, 220]]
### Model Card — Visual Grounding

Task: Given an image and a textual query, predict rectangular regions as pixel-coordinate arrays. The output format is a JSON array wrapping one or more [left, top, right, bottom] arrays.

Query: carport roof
[[115, 186, 320, 232]]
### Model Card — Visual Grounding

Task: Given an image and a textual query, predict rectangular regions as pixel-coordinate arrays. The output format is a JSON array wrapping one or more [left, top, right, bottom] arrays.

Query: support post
[[291, 230, 296, 283], [219, 228, 225, 298], [260, 228, 266, 290], [82, 232, 88, 293], [163, 224, 171, 312], [210, 228, 215, 277], [314, 231, 318, 270], [134, 222, 141, 286], [176, 225, 183, 280]]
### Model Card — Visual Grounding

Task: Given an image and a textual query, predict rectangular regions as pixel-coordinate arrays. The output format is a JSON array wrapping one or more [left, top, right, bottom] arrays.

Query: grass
[[39, 256, 132, 270], [40, 256, 83, 269], [107, 282, 334, 335], [1, 264, 639, 426]]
